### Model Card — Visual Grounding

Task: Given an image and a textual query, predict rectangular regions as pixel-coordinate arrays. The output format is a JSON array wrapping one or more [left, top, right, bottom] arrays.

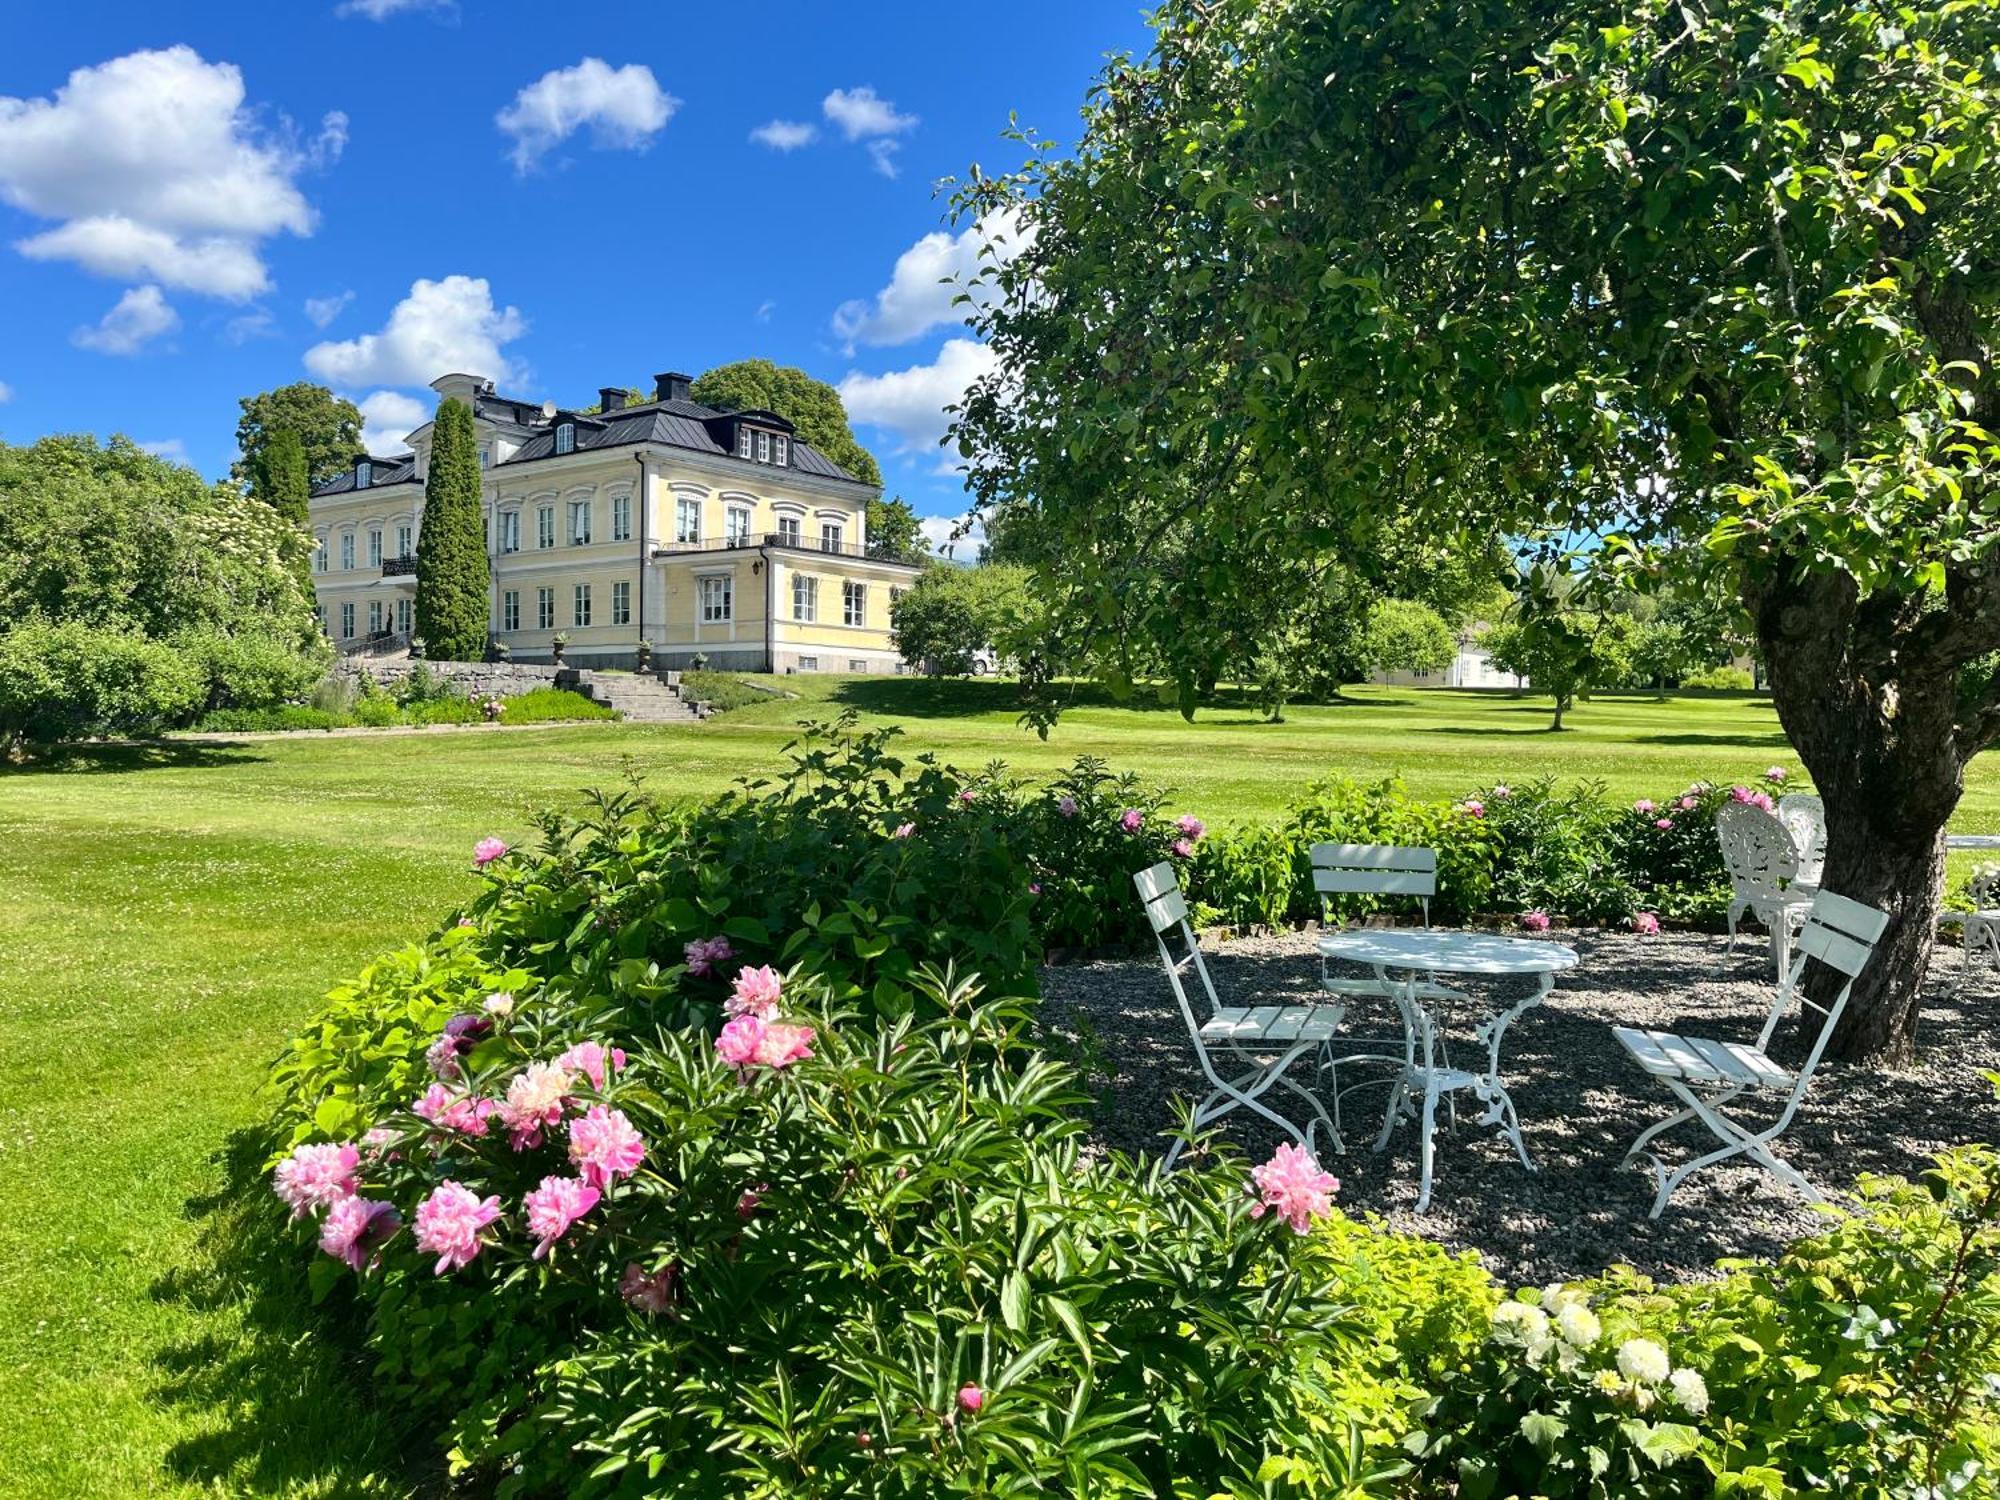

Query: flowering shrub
[[266, 964, 1380, 1495]]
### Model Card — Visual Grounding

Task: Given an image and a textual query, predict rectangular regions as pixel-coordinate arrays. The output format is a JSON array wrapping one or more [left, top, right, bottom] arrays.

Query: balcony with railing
[[381, 555, 419, 577], [652, 532, 888, 562]]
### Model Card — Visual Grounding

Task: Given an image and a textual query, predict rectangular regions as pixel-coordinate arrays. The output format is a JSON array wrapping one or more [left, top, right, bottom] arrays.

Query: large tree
[[867, 496, 928, 562], [690, 359, 884, 487], [415, 398, 489, 661], [234, 382, 363, 492], [955, 0, 2000, 1062]]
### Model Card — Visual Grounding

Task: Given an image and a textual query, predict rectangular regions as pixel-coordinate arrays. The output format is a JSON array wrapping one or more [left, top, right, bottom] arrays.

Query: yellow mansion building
[[307, 371, 921, 672]]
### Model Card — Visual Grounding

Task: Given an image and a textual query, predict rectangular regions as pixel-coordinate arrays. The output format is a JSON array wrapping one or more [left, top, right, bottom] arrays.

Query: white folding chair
[[1937, 910, 2000, 996], [1717, 801, 1818, 973], [1134, 862, 1342, 1170], [1614, 888, 1887, 1218], [1775, 793, 1827, 887]]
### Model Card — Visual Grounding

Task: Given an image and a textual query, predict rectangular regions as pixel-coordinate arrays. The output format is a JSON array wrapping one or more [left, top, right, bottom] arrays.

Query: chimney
[[654, 370, 693, 404], [599, 386, 629, 412]]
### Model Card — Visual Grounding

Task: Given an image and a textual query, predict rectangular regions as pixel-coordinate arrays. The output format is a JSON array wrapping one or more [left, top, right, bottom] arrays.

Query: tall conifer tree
[[259, 427, 311, 527], [415, 398, 488, 660]]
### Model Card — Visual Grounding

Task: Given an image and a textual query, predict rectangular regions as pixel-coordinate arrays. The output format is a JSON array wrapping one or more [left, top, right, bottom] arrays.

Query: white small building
[[1371, 637, 1523, 690]]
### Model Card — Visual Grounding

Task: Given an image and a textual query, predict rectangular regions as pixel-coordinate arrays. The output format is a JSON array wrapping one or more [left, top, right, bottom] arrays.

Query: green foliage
[[678, 670, 774, 715], [1483, 611, 1639, 730], [255, 426, 312, 528], [0, 618, 205, 747], [191, 685, 613, 733], [499, 688, 616, 725], [866, 495, 928, 562], [1362, 600, 1457, 678], [415, 398, 489, 663], [1682, 664, 1757, 692], [233, 381, 363, 490], [175, 627, 326, 713], [689, 359, 884, 488], [889, 563, 1035, 674]]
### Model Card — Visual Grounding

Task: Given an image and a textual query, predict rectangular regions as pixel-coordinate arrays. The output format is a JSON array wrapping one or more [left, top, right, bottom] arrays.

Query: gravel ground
[[1039, 927, 2000, 1287]]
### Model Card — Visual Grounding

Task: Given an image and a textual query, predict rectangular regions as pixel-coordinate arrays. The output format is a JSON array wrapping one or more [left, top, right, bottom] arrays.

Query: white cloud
[[496, 59, 678, 172], [822, 87, 917, 141], [919, 511, 986, 560], [355, 389, 429, 454], [749, 119, 816, 151], [866, 140, 902, 179], [754, 299, 776, 322], [224, 307, 278, 344], [834, 209, 1032, 348], [838, 338, 996, 464], [336, 0, 453, 17], [139, 437, 188, 462], [72, 284, 178, 354], [0, 380, 11, 402], [304, 275, 528, 386], [0, 47, 336, 300], [304, 289, 354, 327]]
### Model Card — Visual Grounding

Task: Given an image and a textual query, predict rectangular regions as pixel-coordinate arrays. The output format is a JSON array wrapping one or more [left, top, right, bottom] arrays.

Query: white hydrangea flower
[[1556, 1303, 1601, 1349], [1633, 1385, 1657, 1412], [1543, 1282, 1588, 1312], [1616, 1337, 1671, 1384], [1669, 1366, 1709, 1414], [483, 991, 515, 1016], [1492, 1301, 1550, 1346]]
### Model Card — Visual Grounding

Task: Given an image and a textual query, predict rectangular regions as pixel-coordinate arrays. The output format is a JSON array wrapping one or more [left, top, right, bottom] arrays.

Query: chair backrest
[[1310, 843, 1438, 926], [1775, 793, 1827, 885], [1716, 801, 1800, 897], [1134, 863, 1228, 1071], [1759, 888, 1889, 1105]]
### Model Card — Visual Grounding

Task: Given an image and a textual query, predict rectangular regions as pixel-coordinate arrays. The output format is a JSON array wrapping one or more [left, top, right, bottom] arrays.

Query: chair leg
[[1620, 1104, 1700, 1167], [1374, 1072, 1410, 1152], [1725, 900, 1742, 957], [1414, 1079, 1443, 1213], [1275, 1071, 1341, 1156]]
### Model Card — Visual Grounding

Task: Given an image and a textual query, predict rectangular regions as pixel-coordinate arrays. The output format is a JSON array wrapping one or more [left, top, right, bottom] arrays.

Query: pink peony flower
[[1172, 838, 1196, 859], [1764, 766, 1788, 784], [1249, 1143, 1339, 1234], [425, 1036, 464, 1082], [497, 1061, 575, 1150], [619, 1261, 677, 1314], [892, 821, 916, 839], [1631, 911, 1661, 935], [736, 1183, 768, 1219], [1633, 799, 1657, 815], [726, 964, 784, 1020], [319, 1195, 400, 1271], [1028, 881, 1042, 895], [1118, 807, 1144, 833], [412, 1083, 497, 1138], [472, 837, 509, 869], [753, 1021, 816, 1070], [1654, 817, 1674, 831], [272, 1142, 359, 1219], [1729, 785, 1776, 812], [1520, 910, 1552, 933], [456, 917, 475, 928], [523, 1174, 602, 1259], [1678, 794, 1698, 811], [413, 1180, 503, 1274], [1491, 784, 1512, 800], [715, 1014, 764, 1067], [556, 1039, 627, 1092], [1177, 814, 1206, 840], [1461, 799, 1486, 818], [957, 1383, 984, 1413], [959, 787, 978, 803], [684, 934, 735, 977], [1057, 795, 1079, 818], [569, 1105, 646, 1189]]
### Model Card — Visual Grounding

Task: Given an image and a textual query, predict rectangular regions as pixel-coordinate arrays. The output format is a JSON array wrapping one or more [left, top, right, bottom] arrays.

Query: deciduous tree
[[234, 382, 362, 491], [690, 360, 883, 487]]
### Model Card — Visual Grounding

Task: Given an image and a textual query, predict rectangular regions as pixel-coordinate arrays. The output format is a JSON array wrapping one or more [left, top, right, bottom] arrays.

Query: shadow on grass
[[7, 740, 270, 775], [148, 1129, 438, 1498], [821, 676, 1388, 723], [1632, 731, 1791, 748]]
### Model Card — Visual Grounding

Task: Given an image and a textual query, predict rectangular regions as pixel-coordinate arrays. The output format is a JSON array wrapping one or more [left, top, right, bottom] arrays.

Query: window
[[612, 492, 631, 542], [367, 529, 382, 567], [700, 574, 733, 622], [792, 574, 818, 622], [396, 598, 411, 634], [554, 422, 575, 456], [776, 515, 802, 547], [536, 586, 555, 630], [478, 446, 491, 469], [725, 506, 751, 545], [567, 499, 592, 546], [676, 496, 701, 544], [755, 430, 771, 463], [820, 521, 843, 554], [315, 603, 326, 632], [537, 505, 555, 549], [355, 460, 372, 490], [849, 659, 867, 673], [340, 602, 355, 639], [340, 531, 355, 570], [500, 511, 521, 554], [503, 589, 520, 632], [798, 656, 819, 672], [611, 580, 630, 626], [368, 600, 383, 634], [314, 536, 328, 573], [396, 522, 413, 558], [774, 435, 789, 467], [843, 580, 866, 627], [573, 583, 592, 628], [737, 426, 753, 459]]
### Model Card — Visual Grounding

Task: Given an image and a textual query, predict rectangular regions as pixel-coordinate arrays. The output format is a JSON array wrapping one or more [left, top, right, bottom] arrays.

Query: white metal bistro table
[[1316, 928, 1580, 1212]]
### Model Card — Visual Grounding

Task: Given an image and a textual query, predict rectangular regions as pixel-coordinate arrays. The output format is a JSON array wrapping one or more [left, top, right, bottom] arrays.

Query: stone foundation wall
[[332, 659, 566, 699]]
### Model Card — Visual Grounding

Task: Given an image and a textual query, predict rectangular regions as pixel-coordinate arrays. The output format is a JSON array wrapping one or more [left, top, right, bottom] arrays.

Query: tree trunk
[[1550, 693, 1567, 731], [1754, 572, 1966, 1065]]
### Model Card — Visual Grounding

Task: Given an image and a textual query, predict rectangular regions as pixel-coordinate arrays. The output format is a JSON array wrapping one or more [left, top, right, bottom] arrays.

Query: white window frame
[[756, 430, 771, 463], [676, 496, 701, 544], [611, 492, 631, 542], [700, 574, 733, 623], [355, 460, 372, 490], [776, 515, 802, 548], [396, 598, 412, 634], [367, 528, 382, 567], [843, 580, 866, 627], [503, 589, 520, 632], [500, 511, 521, 554], [611, 579, 631, 626], [573, 582, 592, 628], [314, 535, 328, 573], [792, 574, 818, 623], [478, 446, 491, 469], [568, 498, 592, 547], [537, 505, 555, 549], [396, 522, 413, 558], [820, 521, 843, 554], [554, 423, 575, 456], [368, 600, 383, 634], [536, 586, 555, 630], [340, 602, 355, 638], [774, 435, 789, 467], [725, 505, 752, 545], [340, 531, 355, 570], [737, 426, 753, 459]]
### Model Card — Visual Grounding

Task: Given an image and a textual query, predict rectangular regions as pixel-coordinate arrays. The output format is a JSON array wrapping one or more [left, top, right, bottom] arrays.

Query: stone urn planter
[[636, 639, 654, 674], [551, 632, 568, 665]]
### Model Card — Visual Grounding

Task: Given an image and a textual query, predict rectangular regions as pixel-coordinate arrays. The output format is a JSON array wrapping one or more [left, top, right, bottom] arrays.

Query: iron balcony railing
[[380, 555, 419, 576], [653, 532, 880, 561]]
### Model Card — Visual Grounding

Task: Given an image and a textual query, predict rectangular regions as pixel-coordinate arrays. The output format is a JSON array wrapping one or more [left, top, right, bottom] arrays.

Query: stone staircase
[[561, 668, 705, 724]]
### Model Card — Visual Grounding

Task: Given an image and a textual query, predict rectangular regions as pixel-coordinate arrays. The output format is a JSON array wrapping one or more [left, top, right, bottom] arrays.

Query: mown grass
[[0, 683, 1992, 1496]]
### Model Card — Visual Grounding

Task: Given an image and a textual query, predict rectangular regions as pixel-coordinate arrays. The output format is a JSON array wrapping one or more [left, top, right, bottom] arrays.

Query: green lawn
[[1, 683, 1993, 1496]]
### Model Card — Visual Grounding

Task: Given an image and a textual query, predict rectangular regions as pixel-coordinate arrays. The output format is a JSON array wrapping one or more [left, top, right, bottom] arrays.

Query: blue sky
[[0, 0, 1150, 542]]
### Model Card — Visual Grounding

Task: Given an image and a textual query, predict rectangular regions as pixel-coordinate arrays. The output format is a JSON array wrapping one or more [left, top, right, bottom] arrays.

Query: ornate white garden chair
[[1938, 864, 2000, 995], [1717, 800, 1818, 973], [1613, 888, 1887, 1218], [1775, 793, 1827, 887], [1135, 862, 1341, 1169]]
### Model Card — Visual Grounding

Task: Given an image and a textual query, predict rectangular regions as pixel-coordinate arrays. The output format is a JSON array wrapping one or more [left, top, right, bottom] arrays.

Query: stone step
[[564, 669, 705, 723]]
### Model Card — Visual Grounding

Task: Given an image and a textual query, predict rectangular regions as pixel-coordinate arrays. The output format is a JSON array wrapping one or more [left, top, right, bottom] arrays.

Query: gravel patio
[[1040, 927, 2000, 1286]]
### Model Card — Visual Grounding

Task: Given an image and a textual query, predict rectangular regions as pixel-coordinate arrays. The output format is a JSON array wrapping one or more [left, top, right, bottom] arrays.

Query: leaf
[[1518, 1412, 1567, 1451], [1045, 1294, 1093, 1367], [1620, 1418, 1703, 1467], [1001, 1270, 1030, 1333]]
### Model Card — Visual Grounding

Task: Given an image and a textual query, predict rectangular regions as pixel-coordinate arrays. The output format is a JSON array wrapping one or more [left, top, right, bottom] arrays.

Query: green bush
[[0, 617, 205, 748], [496, 687, 616, 724], [679, 669, 774, 715], [194, 705, 344, 733], [1679, 664, 1757, 692]]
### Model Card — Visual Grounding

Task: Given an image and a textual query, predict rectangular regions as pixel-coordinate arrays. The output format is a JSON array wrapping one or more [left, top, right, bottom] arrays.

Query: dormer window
[[755, 430, 771, 463], [773, 435, 789, 467], [737, 426, 753, 460], [554, 422, 576, 456], [355, 460, 372, 490]]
